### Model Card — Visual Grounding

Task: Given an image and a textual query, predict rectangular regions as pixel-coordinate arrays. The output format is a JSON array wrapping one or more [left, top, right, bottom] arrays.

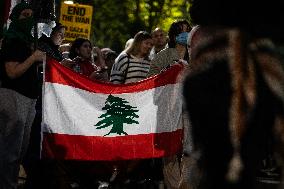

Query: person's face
[[152, 30, 167, 47], [19, 9, 33, 20], [77, 41, 92, 59], [181, 24, 191, 33], [52, 28, 65, 46], [139, 39, 153, 56]]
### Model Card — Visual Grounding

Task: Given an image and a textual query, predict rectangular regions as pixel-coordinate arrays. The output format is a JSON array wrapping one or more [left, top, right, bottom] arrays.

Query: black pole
[[33, 22, 38, 50], [31, 0, 38, 50]]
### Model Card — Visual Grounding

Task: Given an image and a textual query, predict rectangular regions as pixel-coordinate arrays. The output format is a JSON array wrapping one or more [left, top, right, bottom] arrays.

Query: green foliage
[[73, 0, 192, 53]]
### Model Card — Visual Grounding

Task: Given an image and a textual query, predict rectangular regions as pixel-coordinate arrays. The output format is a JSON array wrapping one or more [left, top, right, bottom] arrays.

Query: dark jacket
[[38, 34, 63, 61]]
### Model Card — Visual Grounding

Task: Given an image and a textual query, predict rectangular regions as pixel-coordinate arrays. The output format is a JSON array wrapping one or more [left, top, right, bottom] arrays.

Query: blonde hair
[[126, 31, 152, 56]]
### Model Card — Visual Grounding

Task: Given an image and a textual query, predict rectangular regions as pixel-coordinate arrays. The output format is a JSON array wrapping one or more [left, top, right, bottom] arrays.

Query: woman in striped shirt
[[110, 31, 153, 84]]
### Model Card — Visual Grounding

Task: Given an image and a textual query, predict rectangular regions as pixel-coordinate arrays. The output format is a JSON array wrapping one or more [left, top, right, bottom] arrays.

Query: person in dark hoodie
[[22, 22, 75, 189], [0, 2, 45, 188]]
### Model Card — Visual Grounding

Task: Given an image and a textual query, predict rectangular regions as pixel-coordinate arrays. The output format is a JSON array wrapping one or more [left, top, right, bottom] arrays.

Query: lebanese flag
[[42, 58, 184, 161]]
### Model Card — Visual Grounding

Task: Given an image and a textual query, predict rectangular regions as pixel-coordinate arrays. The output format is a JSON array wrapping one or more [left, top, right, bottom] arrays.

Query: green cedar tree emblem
[[94, 94, 139, 136]]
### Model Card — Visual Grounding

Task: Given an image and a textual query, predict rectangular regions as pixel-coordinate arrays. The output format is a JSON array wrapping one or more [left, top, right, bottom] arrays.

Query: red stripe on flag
[[42, 130, 183, 161], [45, 57, 184, 94]]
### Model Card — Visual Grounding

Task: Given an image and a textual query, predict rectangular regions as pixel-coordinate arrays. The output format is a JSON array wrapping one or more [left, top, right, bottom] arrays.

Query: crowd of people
[[1, 0, 284, 189]]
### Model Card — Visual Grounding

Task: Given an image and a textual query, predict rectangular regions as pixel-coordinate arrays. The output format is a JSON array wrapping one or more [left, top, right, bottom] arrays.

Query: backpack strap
[[123, 53, 130, 84]]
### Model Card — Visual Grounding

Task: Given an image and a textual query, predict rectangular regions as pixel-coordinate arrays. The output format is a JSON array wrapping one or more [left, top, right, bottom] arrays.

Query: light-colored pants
[[0, 88, 36, 189], [163, 109, 198, 189]]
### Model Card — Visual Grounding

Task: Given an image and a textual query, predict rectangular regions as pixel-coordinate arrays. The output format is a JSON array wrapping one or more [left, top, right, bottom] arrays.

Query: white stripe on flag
[[43, 82, 183, 137]]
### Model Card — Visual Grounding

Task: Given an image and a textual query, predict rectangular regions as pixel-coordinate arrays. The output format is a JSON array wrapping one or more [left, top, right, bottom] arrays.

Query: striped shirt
[[110, 52, 150, 84]]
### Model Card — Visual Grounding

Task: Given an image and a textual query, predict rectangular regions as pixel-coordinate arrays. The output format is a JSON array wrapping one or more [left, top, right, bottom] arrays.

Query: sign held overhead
[[60, 3, 93, 41]]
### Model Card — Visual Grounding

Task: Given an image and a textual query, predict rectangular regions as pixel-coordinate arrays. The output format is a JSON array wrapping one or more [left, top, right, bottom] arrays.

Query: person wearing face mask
[[147, 19, 191, 77], [146, 20, 192, 189], [0, 2, 45, 188]]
